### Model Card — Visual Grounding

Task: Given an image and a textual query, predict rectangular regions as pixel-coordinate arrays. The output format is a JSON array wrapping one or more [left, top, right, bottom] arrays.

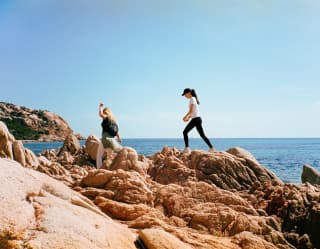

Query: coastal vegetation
[[0, 102, 73, 141]]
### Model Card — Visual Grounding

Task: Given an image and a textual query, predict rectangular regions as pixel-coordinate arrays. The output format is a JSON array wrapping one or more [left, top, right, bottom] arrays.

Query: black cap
[[182, 88, 191, 96]]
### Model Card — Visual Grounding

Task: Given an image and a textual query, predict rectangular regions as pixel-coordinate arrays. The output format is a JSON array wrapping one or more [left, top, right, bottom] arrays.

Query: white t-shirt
[[189, 97, 199, 118]]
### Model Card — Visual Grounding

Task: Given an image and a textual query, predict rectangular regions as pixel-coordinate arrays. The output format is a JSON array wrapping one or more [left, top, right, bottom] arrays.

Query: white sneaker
[[183, 147, 191, 153], [208, 148, 215, 153]]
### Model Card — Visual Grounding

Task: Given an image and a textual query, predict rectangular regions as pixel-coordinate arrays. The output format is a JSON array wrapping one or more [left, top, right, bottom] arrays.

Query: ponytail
[[191, 89, 200, 105]]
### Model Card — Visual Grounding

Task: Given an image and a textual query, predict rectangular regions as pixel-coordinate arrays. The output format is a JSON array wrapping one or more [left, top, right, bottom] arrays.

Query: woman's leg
[[96, 141, 104, 168], [109, 138, 123, 152], [183, 118, 197, 147], [195, 118, 213, 148]]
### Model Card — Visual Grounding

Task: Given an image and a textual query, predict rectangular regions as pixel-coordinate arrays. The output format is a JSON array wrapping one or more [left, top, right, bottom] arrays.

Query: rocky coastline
[[0, 102, 85, 141], [0, 121, 319, 249]]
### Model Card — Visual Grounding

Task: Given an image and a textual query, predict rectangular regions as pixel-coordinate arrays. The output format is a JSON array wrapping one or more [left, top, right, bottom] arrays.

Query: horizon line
[[118, 137, 320, 139]]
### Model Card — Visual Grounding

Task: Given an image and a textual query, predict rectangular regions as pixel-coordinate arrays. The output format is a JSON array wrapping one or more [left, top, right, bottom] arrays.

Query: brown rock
[[95, 197, 151, 221], [139, 228, 193, 249], [0, 102, 75, 141], [58, 151, 75, 165], [12, 140, 26, 166], [245, 181, 320, 249], [59, 133, 81, 155], [24, 148, 39, 168], [85, 134, 100, 160], [301, 164, 320, 186], [81, 169, 153, 205], [149, 149, 196, 184], [109, 147, 149, 176], [231, 231, 278, 249], [38, 155, 52, 166], [149, 147, 282, 191], [0, 158, 137, 249], [227, 147, 260, 164], [0, 121, 40, 168], [191, 150, 282, 190], [39, 149, 58, 162], [0, 121, 14, 159]]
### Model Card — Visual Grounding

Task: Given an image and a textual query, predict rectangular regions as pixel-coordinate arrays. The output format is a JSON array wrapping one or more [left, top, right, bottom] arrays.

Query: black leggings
[[183, 117, 213, 148]]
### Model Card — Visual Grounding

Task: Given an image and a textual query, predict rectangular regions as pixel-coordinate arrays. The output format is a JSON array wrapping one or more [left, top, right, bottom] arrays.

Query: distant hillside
[[0, 102, 74, 141]]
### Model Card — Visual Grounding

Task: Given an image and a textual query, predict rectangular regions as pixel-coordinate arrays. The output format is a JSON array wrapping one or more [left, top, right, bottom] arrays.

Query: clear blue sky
[[1, 0, 319, 138]]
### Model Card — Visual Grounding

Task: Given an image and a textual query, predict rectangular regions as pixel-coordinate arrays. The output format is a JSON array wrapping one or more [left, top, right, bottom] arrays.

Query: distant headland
[[0, 102, 84, 141]]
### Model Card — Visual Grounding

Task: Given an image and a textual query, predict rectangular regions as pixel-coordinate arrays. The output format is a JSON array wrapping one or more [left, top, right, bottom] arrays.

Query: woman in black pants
[[182, 88, 215, 153]]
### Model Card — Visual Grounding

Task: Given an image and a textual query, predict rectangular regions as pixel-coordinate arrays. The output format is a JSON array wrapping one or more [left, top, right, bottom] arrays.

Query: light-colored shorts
[[101, 132, 122, 151]]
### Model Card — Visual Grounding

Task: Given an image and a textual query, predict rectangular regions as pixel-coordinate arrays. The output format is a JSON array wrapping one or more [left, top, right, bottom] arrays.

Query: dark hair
[[191, 89, 200, 105]]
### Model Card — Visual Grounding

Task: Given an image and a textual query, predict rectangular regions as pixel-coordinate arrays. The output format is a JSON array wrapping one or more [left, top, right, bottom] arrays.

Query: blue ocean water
[[24, 138, 320, 184]]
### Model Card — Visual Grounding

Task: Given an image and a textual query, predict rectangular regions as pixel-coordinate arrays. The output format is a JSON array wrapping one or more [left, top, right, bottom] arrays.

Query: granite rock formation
[[0, 158, 137, 249], [0, 121, 319, 249], [0, 102, 76, 141], [301, 164, 320, 186]]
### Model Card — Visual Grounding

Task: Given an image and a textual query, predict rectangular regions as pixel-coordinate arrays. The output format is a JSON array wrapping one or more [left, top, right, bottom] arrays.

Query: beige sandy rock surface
[[0, 158, 137, 249]]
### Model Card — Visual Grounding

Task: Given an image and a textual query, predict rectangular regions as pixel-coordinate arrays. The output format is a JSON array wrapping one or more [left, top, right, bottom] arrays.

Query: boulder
[[0, 102, 75, 141], [0, 121, 39, 168], [81, 169, 153, 205], [12, 140, 26, 166], [301, 164, 320, 185], [149, 147, 196, 184], [109, 147, 149, 176], [0, 121, 14, 159], [244, 181, 320, 249], [59, 133, 81, 155], [139, 228, 193, 249], [24, 148, 40, 168], [0, 158, 137, 249], [192, 150, 282, 190], [226, 147, 259, 164], [0, 121, 15, 142], [95, 197, 151, 221], [150, 181, 291, 248], [85, 134, 100, 160], [149, 147, 282, 191]]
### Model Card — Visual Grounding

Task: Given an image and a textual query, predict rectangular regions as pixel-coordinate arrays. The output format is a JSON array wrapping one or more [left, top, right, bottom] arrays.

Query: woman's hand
[[116, 134, 122, 143], [183, 115, 190, 122], [99, 103, 106, 118]]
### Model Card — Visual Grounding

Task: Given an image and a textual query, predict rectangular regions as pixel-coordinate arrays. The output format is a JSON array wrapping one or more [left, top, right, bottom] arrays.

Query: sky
[[0, 0, 320, 138]]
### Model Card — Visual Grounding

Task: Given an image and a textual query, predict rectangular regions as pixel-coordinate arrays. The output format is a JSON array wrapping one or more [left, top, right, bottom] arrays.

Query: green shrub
[[0, 118, 43, 140]]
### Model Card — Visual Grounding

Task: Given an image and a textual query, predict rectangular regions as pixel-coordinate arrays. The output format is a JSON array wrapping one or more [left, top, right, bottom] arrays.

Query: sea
[[23, 138, 320, 184]]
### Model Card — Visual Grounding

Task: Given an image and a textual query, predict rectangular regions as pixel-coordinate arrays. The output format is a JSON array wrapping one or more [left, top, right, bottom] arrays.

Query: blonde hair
[[103, 107, 116, 122]]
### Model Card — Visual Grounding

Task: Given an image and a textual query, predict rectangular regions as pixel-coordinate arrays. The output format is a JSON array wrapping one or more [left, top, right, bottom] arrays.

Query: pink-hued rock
[[109, 147, 149, 176], [78, 168, 292, 248], [0, 158, 137, 249], [243, 181, 320, 249], [0, 121, 14, 159], [81, 169, 153, 205], [301, 164, 320, 186], [1, 117, 318, 249], [139, 228, 193, 249], [24, 148, 40, 168], [0, 102, 75, 141], [58, 133, 81, 155], [84, 134, 100, 161], [149, 147, 282, 191], [12, 140, 26, 166], [149, 148, 196, 184], [0, 121, 39, 168]]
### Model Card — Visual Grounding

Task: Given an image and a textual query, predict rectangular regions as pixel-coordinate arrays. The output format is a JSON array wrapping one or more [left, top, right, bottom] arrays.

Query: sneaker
[[183, 147, 191, 153], [208, 148, 215, 153]]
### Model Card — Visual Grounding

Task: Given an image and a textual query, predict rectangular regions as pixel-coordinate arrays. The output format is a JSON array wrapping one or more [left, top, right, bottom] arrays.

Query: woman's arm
[[183, 104, 194, 122], [99, 103, 107, 119]]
